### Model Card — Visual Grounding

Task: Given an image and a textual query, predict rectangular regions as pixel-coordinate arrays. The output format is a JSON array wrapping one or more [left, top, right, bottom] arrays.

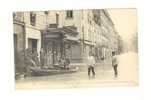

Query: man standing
[[87, 52, 96, 79], [40, 49, 44, 68], [47, 50, 53, 68], [112, 51, 118, 78]]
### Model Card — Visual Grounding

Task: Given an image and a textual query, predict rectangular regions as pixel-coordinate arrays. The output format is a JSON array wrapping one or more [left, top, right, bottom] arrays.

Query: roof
[[102, 9, 114, 26]]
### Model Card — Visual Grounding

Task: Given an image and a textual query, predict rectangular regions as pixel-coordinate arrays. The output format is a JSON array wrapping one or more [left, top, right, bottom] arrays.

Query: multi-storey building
[[13, 9, 119, 67], [78, 9, 118, 62], [100, 10, 117, 60], [13, 11, 47, 55], [14, 11, 48, 73], [41, 10, 81, 64]]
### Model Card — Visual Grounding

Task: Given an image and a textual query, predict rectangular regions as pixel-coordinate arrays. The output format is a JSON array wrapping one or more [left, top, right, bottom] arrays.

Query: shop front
[[83, 40, 94, 57], [42, 26, 80, 66], [64, 35, 80, 63]]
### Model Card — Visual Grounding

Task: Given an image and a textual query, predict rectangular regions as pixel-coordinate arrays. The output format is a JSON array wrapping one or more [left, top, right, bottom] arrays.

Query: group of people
[[25, 48, 118, 78], [18, 48, 118, 78], [39, 49, 53, 68], [24, 48, 41, 67], [58, 57, 70, 69], [86, 51, 118, 79], [24, 48, 71, 69]]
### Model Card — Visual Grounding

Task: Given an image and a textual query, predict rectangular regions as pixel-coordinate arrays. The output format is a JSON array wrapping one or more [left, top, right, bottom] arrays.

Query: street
[[16, 52, 138, 89]]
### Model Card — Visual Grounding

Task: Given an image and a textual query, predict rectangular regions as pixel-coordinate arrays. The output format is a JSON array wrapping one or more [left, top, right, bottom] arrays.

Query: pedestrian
[[33, 48, 40, 66], [87, 52, 96, 79], [44, 50, 47, 67], [112, 51, 118, 78], [65, 58, 70, 70], [61, 57, 66, 69], [47, 50, 53, 68], [40, 49, 44, 68]]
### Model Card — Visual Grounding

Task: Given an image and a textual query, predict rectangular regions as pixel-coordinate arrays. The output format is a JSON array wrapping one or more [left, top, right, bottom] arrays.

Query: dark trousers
[[88, 66, 95, 76], [113, 64, 118, 76]]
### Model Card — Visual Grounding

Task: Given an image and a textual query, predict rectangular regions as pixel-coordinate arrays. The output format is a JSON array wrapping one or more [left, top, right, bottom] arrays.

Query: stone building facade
[[13, 9, 119, 67], [13, 12, 25, 70], [57, 9, 119, 63], [13, 12, 46, 55]]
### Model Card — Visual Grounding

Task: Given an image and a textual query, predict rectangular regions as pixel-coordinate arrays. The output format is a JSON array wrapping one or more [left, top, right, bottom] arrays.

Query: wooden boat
[[30, 66, 79, 76]]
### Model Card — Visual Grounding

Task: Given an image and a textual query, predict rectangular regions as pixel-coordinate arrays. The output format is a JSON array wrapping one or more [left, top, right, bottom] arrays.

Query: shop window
[[66, 10, 73, 19], [30, 12, 36, 26]]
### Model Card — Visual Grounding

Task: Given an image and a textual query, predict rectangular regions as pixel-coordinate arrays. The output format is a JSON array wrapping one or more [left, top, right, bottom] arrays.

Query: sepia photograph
[[13, 9, 138, 89]]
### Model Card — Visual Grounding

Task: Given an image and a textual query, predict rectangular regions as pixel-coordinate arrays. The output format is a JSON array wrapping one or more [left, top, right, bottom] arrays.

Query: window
[[13, 12, 24, 22], [28, 38, 37, 53], [66, 10, 73, 19], [56, 13, 59, 25], [30, 12, 36, 26], [44, 11, 49, 15]]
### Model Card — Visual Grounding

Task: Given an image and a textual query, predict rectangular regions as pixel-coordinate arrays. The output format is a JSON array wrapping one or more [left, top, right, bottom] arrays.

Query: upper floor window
[[13, 12, 24, 22], [44, 11, 49, 15], [30, 12, 36, 26], [66, 10, 73, 19]]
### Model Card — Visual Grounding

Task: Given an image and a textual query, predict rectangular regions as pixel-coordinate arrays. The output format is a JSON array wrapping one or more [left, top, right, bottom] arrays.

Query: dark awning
[[42, 26, 79, 42], [64, 35, 80, 44]]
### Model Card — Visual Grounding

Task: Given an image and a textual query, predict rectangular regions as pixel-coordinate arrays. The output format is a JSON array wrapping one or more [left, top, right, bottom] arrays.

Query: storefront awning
[[64, 34, 79, 42], [84, 40, 94, 46], [42, 26, 79, 43]]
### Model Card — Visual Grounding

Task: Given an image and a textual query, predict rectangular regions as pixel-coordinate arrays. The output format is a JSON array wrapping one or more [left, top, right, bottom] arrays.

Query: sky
[[108, 8, 137, 40]]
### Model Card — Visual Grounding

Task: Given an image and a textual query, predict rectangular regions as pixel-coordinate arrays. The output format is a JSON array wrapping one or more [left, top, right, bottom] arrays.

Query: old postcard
[[13, 9, 138, 89]]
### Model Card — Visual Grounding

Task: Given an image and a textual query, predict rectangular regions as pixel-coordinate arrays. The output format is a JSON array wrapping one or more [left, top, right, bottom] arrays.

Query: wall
[[25, 27, 41, 53], [23, 12, 46, 54], [13, 23, 25, 53]]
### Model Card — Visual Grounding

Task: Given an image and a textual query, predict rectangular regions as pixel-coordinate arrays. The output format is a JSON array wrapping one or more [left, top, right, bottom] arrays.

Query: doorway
[[28, 38, 38, 52]]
